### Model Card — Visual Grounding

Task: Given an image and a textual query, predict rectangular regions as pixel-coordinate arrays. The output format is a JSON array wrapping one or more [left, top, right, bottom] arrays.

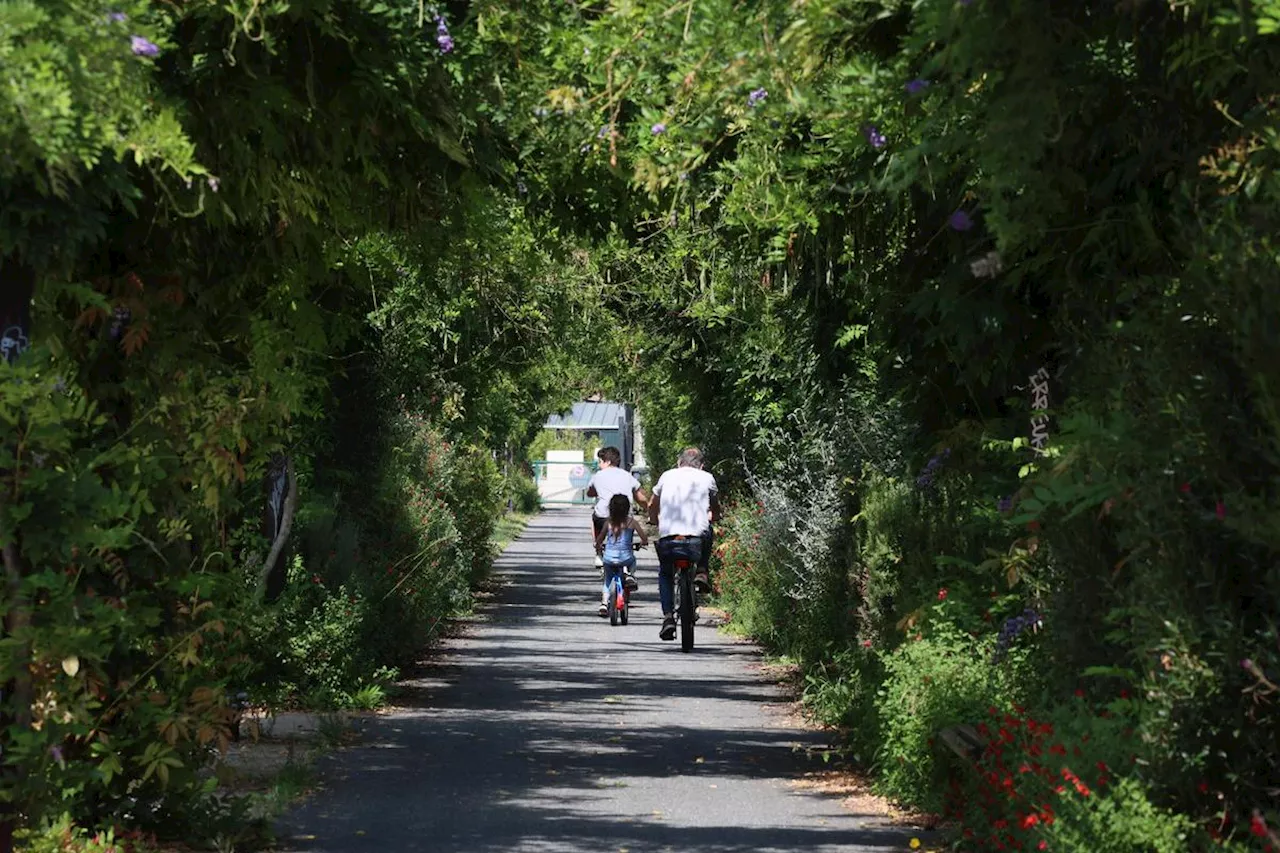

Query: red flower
[[1251, 815, 1268, 838], [1038, 842, 1048, 851], [1179, 482, 1191, 493], [1197, 781, 1209, 794], [937, 588, 949, 601], [1216, 501, 1226, 520], [861, 639, 872, 648], [1021, 814, 1040, 829]]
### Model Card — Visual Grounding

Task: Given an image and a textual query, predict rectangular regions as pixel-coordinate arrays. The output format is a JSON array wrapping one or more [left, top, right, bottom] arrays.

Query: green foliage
[[504, 471, 542, 514], [526, 429, 600, 463], [504, 0, 1280, 846]]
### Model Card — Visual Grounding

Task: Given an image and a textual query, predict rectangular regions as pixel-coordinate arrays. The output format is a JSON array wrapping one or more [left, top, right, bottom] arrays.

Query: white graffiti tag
[[1, 325, 30, 364], [1029, 366, 1050, 456]]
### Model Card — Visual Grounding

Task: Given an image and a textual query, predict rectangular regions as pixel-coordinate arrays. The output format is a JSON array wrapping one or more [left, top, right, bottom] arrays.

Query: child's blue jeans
[[602, 556, 636, 603]]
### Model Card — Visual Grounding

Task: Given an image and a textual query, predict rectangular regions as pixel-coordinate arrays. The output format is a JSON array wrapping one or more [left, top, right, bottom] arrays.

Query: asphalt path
[[276, 507, 919, 852]]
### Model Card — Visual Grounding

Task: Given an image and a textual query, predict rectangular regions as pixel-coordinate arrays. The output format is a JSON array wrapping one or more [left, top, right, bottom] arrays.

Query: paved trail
[[277, 508, 918, 852]]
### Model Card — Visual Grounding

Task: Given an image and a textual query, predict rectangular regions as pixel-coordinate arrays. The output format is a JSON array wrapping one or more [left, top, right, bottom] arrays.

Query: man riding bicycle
[[647, 447, 719, 641]]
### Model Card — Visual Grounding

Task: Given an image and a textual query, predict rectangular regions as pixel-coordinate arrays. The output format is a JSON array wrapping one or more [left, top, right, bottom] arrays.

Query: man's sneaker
[[694, 572, 711, 595], [659, 615, 676, 641], [623, 571, 639, 592], [598, 603, 609, 617]]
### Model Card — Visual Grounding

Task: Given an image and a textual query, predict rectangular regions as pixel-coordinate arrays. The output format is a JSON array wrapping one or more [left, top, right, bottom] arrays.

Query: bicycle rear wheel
[[679, 568, 695, 652]]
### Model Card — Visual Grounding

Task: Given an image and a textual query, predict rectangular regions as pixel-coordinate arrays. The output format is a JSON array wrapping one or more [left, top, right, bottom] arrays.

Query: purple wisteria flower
[[651, 122, 667, 135], [748, 87, 768, 107], [49, 745, 64, 764], [993, 608, 1042, 662], [949, 209, 974, 231], [863, 124, 886, 149], [108, 11, 127, 22], [131, 35, 159, 57], [915, 447, 951, 488], [435, 15, 454, 54], [997, 495, 1014, 513], [905, 78, 930, 94], [597, 125, 610, 139]]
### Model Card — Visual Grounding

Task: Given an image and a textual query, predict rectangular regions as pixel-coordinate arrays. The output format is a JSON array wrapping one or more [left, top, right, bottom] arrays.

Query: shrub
[[505, 470, 542, 514]]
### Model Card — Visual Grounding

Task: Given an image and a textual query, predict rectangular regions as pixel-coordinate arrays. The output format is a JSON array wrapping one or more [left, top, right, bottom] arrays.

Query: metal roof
[[544, 401, 628, 430]]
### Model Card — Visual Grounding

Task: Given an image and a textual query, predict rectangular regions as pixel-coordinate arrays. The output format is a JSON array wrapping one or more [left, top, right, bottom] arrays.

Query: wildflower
[[1021, 814, 1039, 829], [130, 35, 160, 57], [651, 122, 667, 135], [1178, 482, 1191, 493], [997, 496, 1013, 513], [1197, 781, 1209, 794], [949, 209, 974, 231], [937, 588, 948, 601], [748, 87, 768, 107], [108, 11, 126, 22], [905, 78, 930, 94], [1251, 814, 1268, 838], [435, 15, 454, 53], [1215, 500, 1226, 520], [597, 125, 610, 139], [863, 124, 886, 148], [909, 840, 921, 850], [1038, 843, 1047, 851], [1242, 658, 1254, 670], [50, 745, 64, 764], [207, 176, 219, 193], [861, 639, 872, 648]]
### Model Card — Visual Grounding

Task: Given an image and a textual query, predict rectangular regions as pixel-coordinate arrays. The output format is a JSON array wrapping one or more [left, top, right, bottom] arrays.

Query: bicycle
[[671, 552, 697, 652], [603, 543, 644, 627]]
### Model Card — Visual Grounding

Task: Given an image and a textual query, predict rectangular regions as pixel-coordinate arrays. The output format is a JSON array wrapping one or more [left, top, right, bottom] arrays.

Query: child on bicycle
[[594, 494, 649, 617]]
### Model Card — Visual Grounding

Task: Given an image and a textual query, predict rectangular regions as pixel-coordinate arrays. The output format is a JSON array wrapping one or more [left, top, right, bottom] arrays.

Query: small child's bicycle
[[603, 543, 645, 627]]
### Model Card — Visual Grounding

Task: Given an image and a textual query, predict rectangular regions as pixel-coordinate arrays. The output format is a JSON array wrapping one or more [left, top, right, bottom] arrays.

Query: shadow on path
[[276, 508, 922, 852]]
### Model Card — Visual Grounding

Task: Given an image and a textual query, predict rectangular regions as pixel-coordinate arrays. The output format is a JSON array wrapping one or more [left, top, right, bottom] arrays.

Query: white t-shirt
[[588, 466, 641, 518], [652, 466, 717, 538]]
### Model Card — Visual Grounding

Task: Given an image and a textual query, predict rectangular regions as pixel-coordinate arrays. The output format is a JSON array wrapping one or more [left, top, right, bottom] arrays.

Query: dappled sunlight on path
[[277, 508, 922, 852]]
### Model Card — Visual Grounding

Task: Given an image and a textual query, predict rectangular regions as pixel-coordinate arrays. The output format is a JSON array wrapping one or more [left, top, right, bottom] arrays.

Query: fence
[[533, 459, 599, 506]]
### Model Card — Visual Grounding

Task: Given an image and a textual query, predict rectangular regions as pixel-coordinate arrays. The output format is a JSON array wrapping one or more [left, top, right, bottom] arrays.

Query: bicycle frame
[[603, 561, 630, 626], [672, 556, 696, 651]]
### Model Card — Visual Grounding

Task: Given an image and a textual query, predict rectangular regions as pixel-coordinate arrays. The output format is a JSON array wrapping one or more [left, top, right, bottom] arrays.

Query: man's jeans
[[655, 536, 704, 616]]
